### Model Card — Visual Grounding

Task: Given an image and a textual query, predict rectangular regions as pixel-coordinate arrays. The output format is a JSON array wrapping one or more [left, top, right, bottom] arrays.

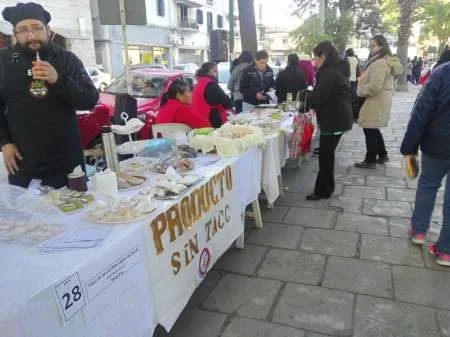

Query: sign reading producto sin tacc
[[150, 165, 235, 276]]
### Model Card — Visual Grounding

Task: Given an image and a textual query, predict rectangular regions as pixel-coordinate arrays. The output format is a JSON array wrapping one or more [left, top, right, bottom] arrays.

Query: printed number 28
[[62, 285, 82, 310]]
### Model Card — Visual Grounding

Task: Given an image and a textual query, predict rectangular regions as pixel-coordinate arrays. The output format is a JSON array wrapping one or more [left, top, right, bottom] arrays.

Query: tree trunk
[[396, 0, 417, 92], [238, 0, 258, 54]]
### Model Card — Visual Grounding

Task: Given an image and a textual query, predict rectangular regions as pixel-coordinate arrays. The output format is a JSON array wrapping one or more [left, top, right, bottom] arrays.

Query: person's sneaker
[[409, 227, 426, 245], [354, 161, 376, 169], [428, 244, 450, 267], [377, 156, 390, 164]]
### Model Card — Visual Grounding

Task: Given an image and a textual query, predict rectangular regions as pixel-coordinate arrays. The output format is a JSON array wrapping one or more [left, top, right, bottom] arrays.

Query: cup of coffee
[[68, 171, 88, 192]]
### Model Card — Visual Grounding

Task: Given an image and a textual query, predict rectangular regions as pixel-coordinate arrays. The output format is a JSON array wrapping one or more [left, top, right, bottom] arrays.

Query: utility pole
[[229, 0, 234, 62]]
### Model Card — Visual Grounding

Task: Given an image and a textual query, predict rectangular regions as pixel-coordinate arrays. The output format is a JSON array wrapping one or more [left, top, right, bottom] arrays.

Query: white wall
[[0, 0, 96, 66]]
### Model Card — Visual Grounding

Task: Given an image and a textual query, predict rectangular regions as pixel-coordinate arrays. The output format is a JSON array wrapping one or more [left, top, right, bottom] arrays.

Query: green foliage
[[325, 9, 355, 52], [417, 0, 450, 53], [290, 8, 354, 55], [290, 16, 332, 55], [380, 0, 399, 34], [292, 0, 384, 36]]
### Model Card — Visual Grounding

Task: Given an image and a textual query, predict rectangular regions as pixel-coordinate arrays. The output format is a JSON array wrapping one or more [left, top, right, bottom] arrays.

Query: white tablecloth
[[260, 117, 293, 205], [0, 149, 263, 337]]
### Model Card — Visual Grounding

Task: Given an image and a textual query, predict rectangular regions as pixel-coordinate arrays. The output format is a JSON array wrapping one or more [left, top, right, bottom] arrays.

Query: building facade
[[91, 0, 230, 77], [0, 0, 96, 66]]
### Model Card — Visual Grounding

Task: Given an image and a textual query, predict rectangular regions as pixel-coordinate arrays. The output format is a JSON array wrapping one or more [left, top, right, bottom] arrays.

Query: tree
[[238, 0, 258, 54], [381, 0, 400, 34], [290, 16, 332, 55], [324, 8, 354, 53], [291, 8, 353, 54], [418, 0, 450, 54], [292, 0, 384, 36], [396, 0, 418, 91]]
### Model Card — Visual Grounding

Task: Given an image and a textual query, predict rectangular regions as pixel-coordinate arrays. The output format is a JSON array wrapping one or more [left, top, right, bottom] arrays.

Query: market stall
[[0, 148, 262, 337]]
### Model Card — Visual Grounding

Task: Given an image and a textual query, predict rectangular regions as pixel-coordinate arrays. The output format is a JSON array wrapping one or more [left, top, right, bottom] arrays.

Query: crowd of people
[[1, 2, 450, 267]]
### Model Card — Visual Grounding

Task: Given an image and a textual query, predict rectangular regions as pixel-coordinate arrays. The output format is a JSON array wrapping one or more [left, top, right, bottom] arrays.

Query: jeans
[[363, 128, 388, 163], [412, 154, 450, 253], [314, 134, 342, 197]]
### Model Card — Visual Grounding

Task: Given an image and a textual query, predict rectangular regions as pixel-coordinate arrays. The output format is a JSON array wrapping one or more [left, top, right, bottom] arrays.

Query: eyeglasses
[[15, 26, 46, 36]]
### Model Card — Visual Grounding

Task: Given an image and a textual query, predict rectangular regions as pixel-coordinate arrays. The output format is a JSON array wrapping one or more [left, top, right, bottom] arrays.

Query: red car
[[97, 67, 197, 139]]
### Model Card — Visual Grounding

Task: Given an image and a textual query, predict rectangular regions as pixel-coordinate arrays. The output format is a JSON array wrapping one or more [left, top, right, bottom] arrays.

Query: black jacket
[[275, 66, 307, 102], [0, 43, 98, 180], [401, 63, 450, 159], [239, 63, 274, 105], [309, 61, 353, 133]]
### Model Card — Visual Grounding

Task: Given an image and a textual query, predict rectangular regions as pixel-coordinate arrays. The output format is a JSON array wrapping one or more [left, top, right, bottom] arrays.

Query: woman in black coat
[[275, 53, 307, 102], [306, 41, 353, 200]]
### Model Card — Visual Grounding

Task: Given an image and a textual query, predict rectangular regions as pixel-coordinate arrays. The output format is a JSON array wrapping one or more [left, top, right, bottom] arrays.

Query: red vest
[[192, 76, 227, 124]]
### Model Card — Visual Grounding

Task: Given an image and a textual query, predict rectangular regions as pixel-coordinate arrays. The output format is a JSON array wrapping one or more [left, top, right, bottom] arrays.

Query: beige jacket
[[357, 56, 403, 128]]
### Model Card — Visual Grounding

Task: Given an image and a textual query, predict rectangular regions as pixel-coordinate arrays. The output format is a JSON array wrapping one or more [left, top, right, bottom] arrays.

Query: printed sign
[[54, 273, 86, 322], [147, 164, 244, 327], [85, 246, 142, 301]]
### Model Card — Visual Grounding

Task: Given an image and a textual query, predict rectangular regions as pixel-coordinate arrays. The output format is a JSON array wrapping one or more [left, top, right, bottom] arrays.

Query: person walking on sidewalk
[[306, 41, 353, 201], [354, 34, 403, 169], [401, 62, 450, 267]]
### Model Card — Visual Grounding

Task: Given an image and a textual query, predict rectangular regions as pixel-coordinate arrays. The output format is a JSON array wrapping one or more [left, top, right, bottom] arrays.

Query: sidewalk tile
[[272, 283, 354, 336], [393, 266, 450, 310], [202, 274, 281, 319], [284, 208, 336, 229], [258, 249, 325, 285], [222, 317, 305, 337], [323, 257, 392, 298], [247, 223, 303, 249], [361, 235, 423, 267], [301, 229, 358, 257], [354, 295, 440, 337]]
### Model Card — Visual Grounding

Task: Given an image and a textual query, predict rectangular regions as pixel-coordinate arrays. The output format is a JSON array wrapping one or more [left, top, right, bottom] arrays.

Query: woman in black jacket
[[275, 53, 307, 102], [306, 41, 353, 200]]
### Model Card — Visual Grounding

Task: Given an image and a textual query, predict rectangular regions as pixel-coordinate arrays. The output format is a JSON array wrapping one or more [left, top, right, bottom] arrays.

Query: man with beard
[[0, 2, 98, 188]]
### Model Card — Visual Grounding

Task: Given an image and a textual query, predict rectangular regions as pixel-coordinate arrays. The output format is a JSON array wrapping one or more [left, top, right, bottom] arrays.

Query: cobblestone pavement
[[154, 86, 450, 337]]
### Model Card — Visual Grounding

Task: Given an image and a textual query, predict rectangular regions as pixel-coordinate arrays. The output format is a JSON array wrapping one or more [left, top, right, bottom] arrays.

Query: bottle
[[101, 125, 120, 173], [29, 52, 48, 98]]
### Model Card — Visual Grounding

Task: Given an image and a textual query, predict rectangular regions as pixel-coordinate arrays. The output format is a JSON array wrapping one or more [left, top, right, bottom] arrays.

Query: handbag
[[352, 96, 365, 122]]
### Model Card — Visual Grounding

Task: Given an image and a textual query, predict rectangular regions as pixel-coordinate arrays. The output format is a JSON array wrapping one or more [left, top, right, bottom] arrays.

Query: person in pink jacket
[[298, 54, 315, 87]]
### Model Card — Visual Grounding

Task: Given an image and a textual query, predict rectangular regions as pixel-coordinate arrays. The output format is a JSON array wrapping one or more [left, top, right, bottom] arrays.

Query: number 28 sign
[[54, 273, 86, 322]]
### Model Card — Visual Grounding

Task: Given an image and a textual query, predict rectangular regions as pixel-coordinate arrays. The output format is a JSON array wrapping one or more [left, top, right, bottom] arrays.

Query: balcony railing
[[178, 18, 199, 30]]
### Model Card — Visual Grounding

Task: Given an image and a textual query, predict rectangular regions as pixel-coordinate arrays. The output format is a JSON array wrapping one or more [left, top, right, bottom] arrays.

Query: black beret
[[2, 2, 51, 27]]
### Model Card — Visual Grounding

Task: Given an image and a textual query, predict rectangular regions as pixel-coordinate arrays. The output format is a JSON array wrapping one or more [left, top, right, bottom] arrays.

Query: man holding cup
[[0, 2, 98, 188]]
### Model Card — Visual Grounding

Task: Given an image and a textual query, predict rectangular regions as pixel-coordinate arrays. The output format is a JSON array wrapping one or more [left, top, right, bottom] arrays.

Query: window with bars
[[207, 12, 213, 31], [217, 15, 223, 28], [156, 0, 165, 16], [197, 9, 203, 24]]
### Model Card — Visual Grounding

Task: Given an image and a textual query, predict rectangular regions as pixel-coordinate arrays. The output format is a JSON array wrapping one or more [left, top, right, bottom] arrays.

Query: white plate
[[87, 211, 154, 224], [118, 177, 147, 192], [120, 157, 154, 173], [153, 175, 204, 200]]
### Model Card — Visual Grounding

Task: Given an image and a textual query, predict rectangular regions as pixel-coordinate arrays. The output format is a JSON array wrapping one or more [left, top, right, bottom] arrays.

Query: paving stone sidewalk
[[154, 86, 450, 337]]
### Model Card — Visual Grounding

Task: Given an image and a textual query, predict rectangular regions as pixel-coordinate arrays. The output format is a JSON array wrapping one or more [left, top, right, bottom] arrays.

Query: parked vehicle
[[173, 63, 199, 73], [86, 66, 113, 92], [95, 68, 197, 140]]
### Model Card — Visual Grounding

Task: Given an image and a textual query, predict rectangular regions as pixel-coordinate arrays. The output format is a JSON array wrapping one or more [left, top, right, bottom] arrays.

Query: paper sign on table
[[54, 272, 86, 322]]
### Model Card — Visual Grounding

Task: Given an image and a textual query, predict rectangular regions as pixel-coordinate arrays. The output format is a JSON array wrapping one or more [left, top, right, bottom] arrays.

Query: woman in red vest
[[192, 62, 233, 128], [156, 79, 211, 129]]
